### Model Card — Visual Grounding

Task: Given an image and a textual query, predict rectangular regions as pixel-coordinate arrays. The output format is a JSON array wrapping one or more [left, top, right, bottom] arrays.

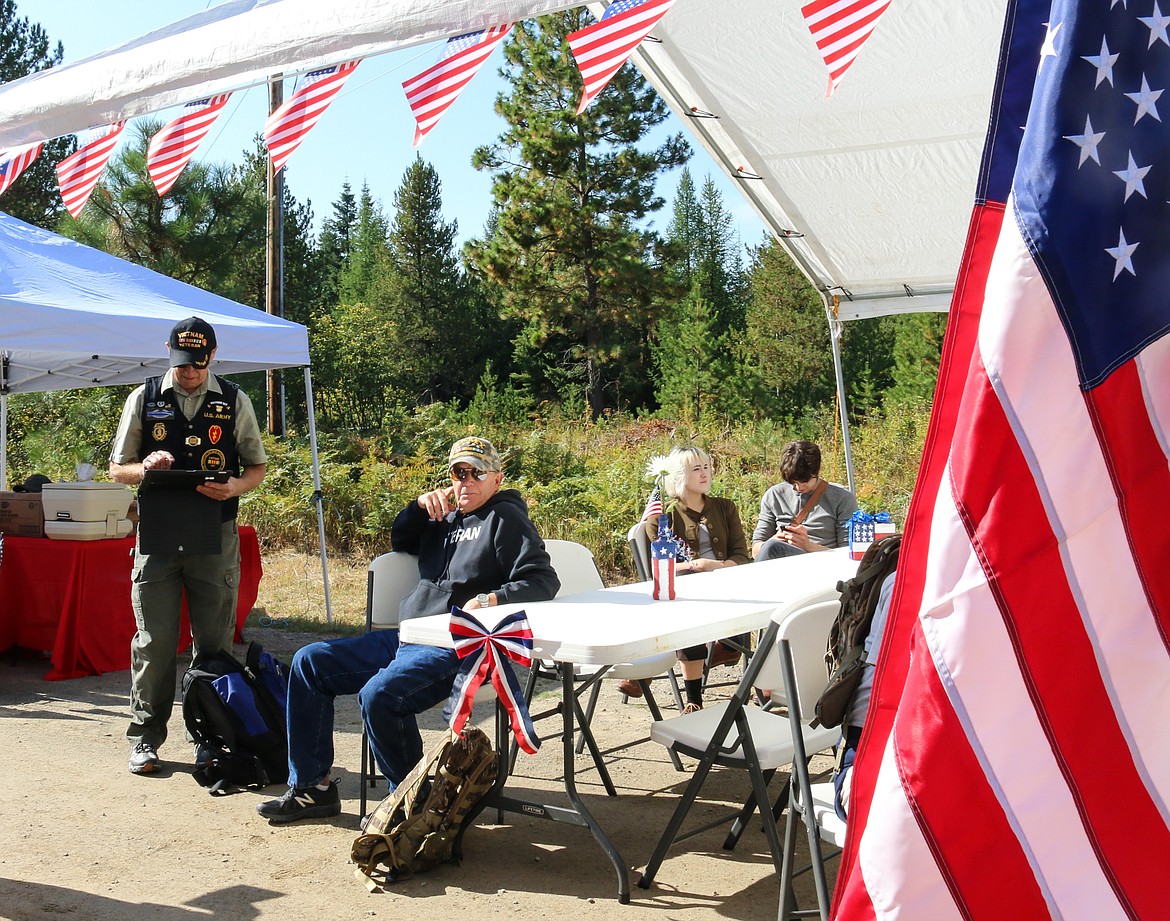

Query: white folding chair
[[777, 635, 848, 921], [527, 540, 684, 774], [626, 521, 652, 581], [639, 588, 842, 891], [359, 551, 423, 818]]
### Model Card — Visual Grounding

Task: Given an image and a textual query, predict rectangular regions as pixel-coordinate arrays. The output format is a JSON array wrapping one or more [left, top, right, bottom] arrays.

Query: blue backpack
[[181, 641, 289, 794]]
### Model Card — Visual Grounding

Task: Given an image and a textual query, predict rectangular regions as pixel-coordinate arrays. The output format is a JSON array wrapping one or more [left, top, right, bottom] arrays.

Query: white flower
[[645, 455, 672, 481]]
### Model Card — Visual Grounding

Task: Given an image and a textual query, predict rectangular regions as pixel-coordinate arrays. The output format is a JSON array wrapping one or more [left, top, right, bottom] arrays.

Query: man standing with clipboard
[[110, 317, 267, 776]]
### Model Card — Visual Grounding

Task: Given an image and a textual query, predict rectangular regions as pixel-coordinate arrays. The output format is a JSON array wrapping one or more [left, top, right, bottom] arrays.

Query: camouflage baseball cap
[[448, 436, 502, 472]]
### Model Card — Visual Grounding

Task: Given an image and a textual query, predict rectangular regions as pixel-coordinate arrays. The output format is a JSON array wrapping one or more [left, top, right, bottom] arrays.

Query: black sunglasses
[[450, 466, 490, 482]]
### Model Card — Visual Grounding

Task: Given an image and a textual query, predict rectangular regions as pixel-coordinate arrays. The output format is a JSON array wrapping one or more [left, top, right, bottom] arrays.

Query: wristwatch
[[476, 592, 491, 607]]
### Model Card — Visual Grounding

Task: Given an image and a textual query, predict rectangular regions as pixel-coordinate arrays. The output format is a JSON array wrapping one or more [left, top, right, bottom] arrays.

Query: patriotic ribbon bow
[[447, 607, 541, 754], [848, 510, 892, 525]]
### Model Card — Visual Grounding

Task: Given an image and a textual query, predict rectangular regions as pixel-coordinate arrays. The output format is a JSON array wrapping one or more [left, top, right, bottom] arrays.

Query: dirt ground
[[0, 625, 837, 921]]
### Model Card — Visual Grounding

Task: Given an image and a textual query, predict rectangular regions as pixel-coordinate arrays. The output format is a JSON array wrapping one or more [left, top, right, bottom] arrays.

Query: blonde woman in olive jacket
[[634, 445, 750, 712]]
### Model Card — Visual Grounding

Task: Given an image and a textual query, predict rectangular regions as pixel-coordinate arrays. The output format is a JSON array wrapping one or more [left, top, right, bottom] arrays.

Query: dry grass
[[249, 549, 370, 632]]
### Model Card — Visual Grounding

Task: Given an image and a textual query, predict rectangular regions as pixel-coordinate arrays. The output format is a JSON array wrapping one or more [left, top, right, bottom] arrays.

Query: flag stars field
[[1124, 75, 1162, 121], [1065, 115, 1106, 165]]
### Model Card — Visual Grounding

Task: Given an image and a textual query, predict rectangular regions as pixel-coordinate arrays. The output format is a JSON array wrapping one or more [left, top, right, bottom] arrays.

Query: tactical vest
[[142, 375, 242, 521]]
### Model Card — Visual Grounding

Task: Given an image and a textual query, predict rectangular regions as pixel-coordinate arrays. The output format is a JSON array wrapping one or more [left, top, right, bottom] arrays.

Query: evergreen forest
[[2, 4, 944, 582]]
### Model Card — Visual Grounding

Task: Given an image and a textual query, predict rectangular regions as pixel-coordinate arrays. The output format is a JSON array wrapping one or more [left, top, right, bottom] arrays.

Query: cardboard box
[[0, 492, 45, 537], [849, 516, 896, 561]]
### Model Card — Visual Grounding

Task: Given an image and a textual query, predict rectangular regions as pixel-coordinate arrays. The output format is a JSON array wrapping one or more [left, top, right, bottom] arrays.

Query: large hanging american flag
[[264, 59, 359, 174], [403, 24, 511, 147], [147, 93, 232, 196], [567, 0, 675, 115], [0, 141, 42, 198], [833, 1, 1170, 918], [801, 0, 892, 96], [55, 122, 125, 218]]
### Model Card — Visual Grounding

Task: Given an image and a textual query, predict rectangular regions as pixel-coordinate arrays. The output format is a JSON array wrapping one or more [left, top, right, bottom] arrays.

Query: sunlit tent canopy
[[0, 211, 334, 619], [0, 0, 1010, 483]]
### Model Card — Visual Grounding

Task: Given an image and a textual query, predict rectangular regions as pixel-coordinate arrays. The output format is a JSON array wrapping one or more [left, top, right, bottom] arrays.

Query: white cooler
[[41, 481, 134, 541]]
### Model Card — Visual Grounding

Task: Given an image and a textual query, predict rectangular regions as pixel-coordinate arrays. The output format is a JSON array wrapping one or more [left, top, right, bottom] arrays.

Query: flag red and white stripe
[[833, 1, 1170, 917], [568, 0, 675, 115], [800, 0, 891, 96], [0, 141, 43, 198], [264, 60, 359, 174], [403, 25, 511, 147], [55, 123, 125, 218], [640, 486, 663, 522], [147, 93, 232, 196]]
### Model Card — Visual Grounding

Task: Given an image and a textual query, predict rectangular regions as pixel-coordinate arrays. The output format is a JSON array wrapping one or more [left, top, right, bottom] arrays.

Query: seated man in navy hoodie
[[258, 437, 560, 824]]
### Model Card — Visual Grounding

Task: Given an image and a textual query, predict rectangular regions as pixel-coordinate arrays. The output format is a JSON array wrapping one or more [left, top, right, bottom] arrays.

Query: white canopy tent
[[0, 0, 1011, 484], [0, 210, 335, 620]]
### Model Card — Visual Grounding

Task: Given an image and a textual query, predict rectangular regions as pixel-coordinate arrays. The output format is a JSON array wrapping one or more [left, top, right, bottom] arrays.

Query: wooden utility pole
[[265, 76, 286, 435]]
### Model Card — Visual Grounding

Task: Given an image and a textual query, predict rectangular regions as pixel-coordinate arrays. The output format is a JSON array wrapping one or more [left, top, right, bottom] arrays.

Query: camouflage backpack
[[352, 726, 497, 891]]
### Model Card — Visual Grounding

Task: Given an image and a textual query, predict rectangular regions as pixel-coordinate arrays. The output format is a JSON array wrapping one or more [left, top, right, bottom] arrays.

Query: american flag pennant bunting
[[403, 25, 512, 147], [568, 0, 675, 115], [264, 59, 360, 174], [0, 141, 43, 198], [55, 122, 125, 218], [447, 607, 540, 754], [800, 0, 892, 96], [147, 93, 232, 196], [834, 1, 1170, 918]]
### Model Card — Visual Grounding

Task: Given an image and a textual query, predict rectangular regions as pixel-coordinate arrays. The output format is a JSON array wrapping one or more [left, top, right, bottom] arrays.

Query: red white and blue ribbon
[[448, 607, 541, 754]]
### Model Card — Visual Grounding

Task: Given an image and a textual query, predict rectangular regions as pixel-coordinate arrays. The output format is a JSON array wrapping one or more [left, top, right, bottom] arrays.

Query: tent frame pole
[[303, 367, 332, 624], [826, 295, 856, 494]]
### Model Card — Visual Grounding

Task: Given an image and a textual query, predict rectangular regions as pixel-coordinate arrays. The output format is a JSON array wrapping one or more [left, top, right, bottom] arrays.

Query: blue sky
[[30, 1, 767, 250]]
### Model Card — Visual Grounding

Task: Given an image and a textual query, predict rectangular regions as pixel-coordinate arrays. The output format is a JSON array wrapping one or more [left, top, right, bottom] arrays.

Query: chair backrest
[[752, 587, 842, 701], [626, 521, 651, 582], [366, 551, 422, 630], [544, 539, 605, 597]]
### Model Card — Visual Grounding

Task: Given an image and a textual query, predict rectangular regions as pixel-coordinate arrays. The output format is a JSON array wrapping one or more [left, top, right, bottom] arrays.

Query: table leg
[[560, 666, 630, 902], [457, 665, 631, 902]]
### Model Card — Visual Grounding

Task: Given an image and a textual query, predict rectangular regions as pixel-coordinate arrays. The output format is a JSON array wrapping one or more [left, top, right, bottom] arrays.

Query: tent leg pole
[[826, 299, 856, 495], [303, 368, 332, 625], [1, 391, 7, 491]]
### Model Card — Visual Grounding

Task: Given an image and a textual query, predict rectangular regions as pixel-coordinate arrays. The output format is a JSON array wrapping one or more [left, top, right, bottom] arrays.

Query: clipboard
[[137, 469, 227, 554]]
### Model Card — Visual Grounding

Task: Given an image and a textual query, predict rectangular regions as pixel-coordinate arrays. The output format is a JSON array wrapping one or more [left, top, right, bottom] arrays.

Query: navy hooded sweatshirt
[[390, 488, 560, 622]]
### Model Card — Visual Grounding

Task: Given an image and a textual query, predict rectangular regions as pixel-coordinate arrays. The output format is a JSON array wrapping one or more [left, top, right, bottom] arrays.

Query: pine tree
[[62, 121, 266, 302], [654, 171, 748, 419], [466, 11, 690, 418], [337, 183, 389, 305], [0, 0, 73, 227], [884, 312, 948, 407], [374, 155, 491, 402], [316, 180, 357, 306]]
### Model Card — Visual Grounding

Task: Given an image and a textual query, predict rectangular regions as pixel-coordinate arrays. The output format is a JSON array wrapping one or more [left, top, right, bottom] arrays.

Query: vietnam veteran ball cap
[[168, 316, 217, 368], [448, 436, 502, 472]]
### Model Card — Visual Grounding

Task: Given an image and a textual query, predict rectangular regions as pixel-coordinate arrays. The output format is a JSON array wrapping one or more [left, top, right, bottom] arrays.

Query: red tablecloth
[[0, 526, 262, 680]]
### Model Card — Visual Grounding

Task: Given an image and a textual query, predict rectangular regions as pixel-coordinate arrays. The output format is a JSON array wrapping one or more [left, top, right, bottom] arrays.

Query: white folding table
[[399, 548, 856, 902]]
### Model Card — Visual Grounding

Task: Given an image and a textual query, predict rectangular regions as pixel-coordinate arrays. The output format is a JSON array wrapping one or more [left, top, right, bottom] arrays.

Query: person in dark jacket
[[257, 436, 559, 824]]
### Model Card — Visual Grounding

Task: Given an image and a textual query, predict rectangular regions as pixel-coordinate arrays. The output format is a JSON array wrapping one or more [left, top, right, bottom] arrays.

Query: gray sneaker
[[256, 781, 341, 824], [129, 741, 160, 775]]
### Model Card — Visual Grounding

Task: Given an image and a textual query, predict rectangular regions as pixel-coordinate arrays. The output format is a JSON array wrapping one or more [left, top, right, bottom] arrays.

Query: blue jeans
[[756, 538, 808, 561], [286, 630, 460, 790]]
